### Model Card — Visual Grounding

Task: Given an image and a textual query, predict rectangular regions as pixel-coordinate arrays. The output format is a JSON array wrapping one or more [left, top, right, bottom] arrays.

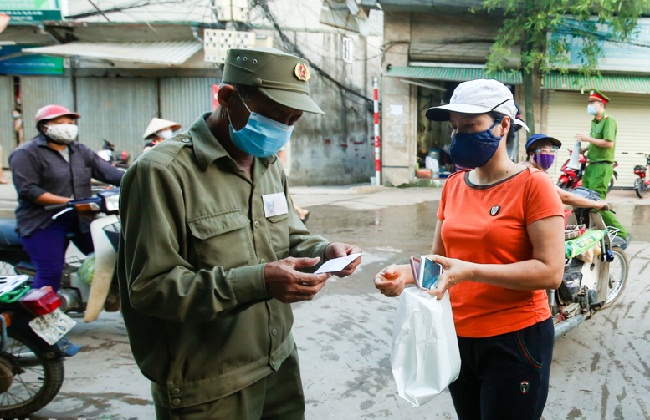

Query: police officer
[[117, 48, 362, 419], [575, 89, 630, 248]]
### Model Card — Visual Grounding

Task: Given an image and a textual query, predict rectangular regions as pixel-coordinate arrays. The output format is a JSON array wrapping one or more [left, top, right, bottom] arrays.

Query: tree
[[479, 0, 648, 134]]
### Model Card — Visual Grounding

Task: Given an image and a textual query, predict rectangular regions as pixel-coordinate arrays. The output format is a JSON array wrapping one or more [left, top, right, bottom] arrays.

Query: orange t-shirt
[[437, 168, 564, 338]]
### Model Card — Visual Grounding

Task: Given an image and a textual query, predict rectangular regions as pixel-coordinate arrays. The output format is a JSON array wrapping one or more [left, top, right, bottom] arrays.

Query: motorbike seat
[[0, 219, 22, 247]]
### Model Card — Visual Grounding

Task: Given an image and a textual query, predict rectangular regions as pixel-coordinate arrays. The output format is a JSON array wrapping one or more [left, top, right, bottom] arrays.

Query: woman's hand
[[425, 255, 475, 299], [374, 264, 412, 297], [596, 201, 611, 212]]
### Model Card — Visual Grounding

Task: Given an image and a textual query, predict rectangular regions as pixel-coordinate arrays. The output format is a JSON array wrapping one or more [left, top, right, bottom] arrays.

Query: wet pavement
[[0, 184, 647, 419]]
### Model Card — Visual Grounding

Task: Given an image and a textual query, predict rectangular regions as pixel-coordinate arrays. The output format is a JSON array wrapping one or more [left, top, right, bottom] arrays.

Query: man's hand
[[324, 242, 362, 277], [264, 257, 330, 303], [575, 134, 591, 143]]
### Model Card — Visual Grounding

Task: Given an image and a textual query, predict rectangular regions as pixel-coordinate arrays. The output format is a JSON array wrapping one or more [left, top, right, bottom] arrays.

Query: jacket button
[[170, 387, 180, 395], [253, 220, 260, 228], [171, 398, 181, 406], [272, 328, 278, 336]]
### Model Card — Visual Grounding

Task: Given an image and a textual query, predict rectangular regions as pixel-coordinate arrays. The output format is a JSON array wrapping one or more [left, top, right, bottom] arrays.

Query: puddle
[[307, 200, 650, 246], [300, 200, 649, 297]]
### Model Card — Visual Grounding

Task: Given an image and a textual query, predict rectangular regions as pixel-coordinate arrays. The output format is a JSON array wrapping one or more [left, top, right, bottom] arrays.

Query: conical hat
[[143, 118, 181, 139]]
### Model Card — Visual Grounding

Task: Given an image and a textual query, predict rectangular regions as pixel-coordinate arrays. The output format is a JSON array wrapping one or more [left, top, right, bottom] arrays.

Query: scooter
[[633, 153, 650, 199], [0, 189, 121, 323], [557, 141, 617, 192], [0, 277, 79, 416], [97, 140, 131, 170], [557, 152, 585, 190], [551, 187, 628, 339]]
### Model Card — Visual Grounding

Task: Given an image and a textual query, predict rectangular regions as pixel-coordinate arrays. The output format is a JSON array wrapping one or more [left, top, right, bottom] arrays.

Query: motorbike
[[632, 153, 650, 199], [97, 139, 131, 170], [0, 277, 79, 416], [557, 148, 586, 190], [0, 189, 121, 323], [551, 187, 628, 338], [557, 152, 617, 192]]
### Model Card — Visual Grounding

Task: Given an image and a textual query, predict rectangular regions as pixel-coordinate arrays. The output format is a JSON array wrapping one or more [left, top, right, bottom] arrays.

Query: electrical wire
[[251, 0, 372, 108]]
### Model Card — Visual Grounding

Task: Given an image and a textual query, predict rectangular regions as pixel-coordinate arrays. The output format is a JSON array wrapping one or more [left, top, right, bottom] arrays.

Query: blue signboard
[[548, 18, 650, 72], [0, 0, 62, 23], [0, 44, 64, 75]]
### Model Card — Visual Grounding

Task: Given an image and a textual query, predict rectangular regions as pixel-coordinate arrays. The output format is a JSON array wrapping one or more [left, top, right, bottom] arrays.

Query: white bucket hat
[[426, 79, 529, 131], [143, 118, 181, 139]]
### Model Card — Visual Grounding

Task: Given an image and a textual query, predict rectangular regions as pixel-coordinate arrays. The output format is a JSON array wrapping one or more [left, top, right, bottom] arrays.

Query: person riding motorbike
[[142, 118, 181, 153], [524, 133, 630, 249], [8, 104, 124, 291]]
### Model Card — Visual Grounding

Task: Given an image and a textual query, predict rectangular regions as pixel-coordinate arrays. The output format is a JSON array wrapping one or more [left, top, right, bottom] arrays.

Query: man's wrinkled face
[[229, 89, 303, 130]]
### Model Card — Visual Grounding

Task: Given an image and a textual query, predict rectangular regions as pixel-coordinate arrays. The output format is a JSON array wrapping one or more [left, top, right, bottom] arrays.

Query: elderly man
[[117, 47, 362, 419]]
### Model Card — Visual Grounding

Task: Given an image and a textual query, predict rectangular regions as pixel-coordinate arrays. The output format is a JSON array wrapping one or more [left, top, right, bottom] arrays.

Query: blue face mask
[[450, 119, 503, 169], [587, 104, 598, 115], [228, 96, 294, 158]]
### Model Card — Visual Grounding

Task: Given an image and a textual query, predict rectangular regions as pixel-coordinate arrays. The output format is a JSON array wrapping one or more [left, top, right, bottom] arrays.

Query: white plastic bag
[[391, 287, 461, 407]]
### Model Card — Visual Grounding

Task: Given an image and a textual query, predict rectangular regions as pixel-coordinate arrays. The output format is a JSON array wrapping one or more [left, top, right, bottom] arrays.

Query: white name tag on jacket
[[263, 192, 289, 217]]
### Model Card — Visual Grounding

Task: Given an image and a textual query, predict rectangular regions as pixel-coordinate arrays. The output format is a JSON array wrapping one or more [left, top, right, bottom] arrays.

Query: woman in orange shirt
[[375, 79, 565, 420]]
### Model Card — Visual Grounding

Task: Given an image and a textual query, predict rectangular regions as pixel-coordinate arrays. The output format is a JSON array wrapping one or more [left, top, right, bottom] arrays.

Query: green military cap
[[588, 88, 610, 104], [223, 47, 324, 114]]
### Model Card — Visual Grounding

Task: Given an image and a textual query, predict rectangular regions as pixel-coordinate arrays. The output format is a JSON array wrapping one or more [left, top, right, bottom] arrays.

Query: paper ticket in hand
[[314, 253, 363, 274]]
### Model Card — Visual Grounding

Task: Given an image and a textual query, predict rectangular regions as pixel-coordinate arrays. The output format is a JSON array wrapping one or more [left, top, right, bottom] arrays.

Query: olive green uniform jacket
[[117, 113, 329, 410]]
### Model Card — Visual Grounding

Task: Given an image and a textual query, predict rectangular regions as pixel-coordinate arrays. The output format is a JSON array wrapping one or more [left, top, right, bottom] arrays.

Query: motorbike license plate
[[28, 309, 76, 345]]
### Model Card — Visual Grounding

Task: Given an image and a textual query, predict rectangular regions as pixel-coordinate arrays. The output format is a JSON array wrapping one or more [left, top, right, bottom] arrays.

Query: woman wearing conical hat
[[142, 118, 181, 153]]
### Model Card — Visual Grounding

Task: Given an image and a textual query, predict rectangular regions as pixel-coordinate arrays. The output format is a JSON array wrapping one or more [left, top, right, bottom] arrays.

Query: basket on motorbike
[[564, 224, 586, 240]]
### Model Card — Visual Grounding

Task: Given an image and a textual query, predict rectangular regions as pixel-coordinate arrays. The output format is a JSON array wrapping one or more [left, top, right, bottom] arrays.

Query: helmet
[[34, 104, 80, 126], [525, 134, 561, 154]]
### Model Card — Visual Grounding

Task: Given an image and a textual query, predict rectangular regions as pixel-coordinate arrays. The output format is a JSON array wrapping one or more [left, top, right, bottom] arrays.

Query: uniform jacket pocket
[[266, 212, 290, 257], [187, 211, 252, 269]]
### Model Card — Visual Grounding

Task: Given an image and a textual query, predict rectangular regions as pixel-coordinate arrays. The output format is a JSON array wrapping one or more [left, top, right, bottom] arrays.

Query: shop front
[[385, 64, 524, 183], [542, 73, 650, 187]]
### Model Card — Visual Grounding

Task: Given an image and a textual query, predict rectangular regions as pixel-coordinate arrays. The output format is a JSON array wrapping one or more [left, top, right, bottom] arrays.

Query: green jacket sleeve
[[119, 160, 270, 323]]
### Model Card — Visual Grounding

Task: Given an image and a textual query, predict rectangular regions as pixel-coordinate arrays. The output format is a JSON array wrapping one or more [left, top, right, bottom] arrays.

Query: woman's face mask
[[449, 118, 504, 169], [532, 148, 558, 171], [228, 93, 294, 158], [45, 123, 79, 144]]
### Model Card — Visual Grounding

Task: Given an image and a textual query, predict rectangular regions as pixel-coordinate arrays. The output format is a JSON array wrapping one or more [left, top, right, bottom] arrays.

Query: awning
[[22, 41, 202, 65], [386, 66, 523, 85], [544, 72, 650, 94]]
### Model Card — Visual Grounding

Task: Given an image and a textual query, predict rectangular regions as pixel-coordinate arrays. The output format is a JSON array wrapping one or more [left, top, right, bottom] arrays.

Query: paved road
[[0, 182, 647, 419]]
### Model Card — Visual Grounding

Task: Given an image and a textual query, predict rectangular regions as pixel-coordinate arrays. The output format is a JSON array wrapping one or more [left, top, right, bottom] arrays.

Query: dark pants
[[449, 318, 554, 420], [155, 349, 305, 420], [21, 211, 93, 291]]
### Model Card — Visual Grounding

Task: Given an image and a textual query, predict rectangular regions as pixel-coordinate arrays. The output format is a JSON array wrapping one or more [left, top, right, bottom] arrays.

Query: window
[[342, 37, 353, 63]]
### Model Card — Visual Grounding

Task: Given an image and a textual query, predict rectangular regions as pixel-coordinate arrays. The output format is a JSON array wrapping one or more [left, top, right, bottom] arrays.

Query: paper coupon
[[314, 253, 363, 274]]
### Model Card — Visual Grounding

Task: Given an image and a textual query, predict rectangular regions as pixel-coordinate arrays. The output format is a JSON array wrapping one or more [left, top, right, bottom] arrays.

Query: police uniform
[[118, 48, 329, 419], [581, 89, 628, 239], [582, 89, 616, 199]]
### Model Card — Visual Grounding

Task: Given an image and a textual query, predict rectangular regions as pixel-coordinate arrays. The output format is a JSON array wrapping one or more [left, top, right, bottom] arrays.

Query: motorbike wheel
[[602, 246, 629, 308], [0, 332, 65, 417], [634, 178, 646, 199]]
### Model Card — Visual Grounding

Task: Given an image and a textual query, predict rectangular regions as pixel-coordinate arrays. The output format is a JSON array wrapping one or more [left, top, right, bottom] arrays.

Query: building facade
[[0, 0, 383, 185], [376, 1, 650, 188]]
